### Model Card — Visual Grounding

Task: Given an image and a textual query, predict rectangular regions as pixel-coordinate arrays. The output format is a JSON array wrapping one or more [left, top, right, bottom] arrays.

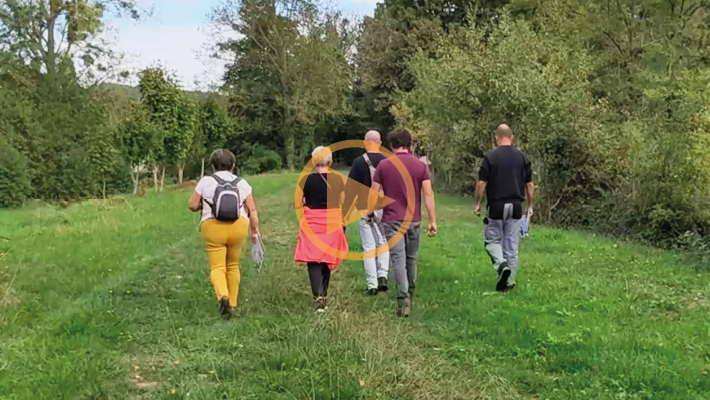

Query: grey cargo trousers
[[484, 203, 522, 286], [383, 220, 421, 307]]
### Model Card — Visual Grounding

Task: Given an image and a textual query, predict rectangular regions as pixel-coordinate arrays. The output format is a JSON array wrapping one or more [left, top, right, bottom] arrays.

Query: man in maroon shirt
[[370, 129, 437, 317]]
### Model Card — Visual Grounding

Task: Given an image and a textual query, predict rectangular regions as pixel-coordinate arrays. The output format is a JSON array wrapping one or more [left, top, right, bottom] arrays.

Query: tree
[[168, 96, 198, 184], [214, 0, 352, 169], [0, 143, 31, 207], [0, 0, 139, 85], [0, 2, 138, 204], [199, 96, 229, 177], [119, 103, 156, 195], [137, 67, 182, 191], [357, 0, 510, 129]]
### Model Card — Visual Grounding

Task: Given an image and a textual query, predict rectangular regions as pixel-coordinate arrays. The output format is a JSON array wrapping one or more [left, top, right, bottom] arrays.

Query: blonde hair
[[312, 146, 333, 167]]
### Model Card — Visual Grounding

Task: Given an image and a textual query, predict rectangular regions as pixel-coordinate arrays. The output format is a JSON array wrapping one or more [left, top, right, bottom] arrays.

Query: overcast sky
[[102, 0, 379, 90]]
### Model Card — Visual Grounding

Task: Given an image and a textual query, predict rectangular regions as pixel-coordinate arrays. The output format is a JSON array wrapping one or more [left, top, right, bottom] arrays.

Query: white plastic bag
[[521, 209, 532, 238], [251, 234, 265, 273]]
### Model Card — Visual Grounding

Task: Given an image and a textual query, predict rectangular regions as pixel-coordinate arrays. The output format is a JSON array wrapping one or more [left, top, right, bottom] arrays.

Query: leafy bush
[[240, 145, 283, 175], [0, 144, 31, 207], [56, 147, 97, 200], [396, 1, 710, 249]]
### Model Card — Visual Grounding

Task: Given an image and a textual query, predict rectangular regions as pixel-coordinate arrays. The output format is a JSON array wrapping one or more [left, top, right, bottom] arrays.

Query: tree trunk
[[102, 180, 107, 199], [285, 129, 295, 170], [160, 164, 166, 192], [284, 106, 295, 170], [152, 166, 159, 192], [45, 8, 58, 85], [178, 163, 184, 184], [200, 158, 205, 178], [131, 169, 139, 195]]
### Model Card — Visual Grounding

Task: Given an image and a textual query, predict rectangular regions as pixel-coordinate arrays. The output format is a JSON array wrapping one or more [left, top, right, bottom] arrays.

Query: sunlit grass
[[0, 173, 708, 399]]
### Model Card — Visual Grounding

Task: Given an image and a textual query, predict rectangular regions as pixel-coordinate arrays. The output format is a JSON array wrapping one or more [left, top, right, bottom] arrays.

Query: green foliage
[[0, 57, 128, 200], [167, 96, 198, 165], [240, 145, 282, 174], [120, 104, 157, 169], [119, 103, 158, 193], [215, 0, 353, 169], [200, 96, 229, 154], [391, 0, 710, 249], [358, 0, 510, 126], [0, 143, 31, 207], [3, 0, 710, 259], [138, 68, 183, 164], [0, 0, 139, 82]]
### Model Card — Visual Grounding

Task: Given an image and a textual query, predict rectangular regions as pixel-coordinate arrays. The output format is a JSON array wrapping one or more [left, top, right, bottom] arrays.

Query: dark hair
[[211, 149, 236, 172], [388, 128, 412, 150]]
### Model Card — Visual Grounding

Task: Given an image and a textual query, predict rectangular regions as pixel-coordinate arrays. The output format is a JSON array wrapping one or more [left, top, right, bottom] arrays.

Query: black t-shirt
[[302, 172, 345, 209], [479, 145, 532, 205], [343, 152, 386, 211]]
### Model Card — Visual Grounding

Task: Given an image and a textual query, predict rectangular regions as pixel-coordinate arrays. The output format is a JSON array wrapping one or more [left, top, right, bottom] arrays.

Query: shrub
[[0, 144, 31, 207], [55, 147, 97, 200], [240, 145, 283, 175]]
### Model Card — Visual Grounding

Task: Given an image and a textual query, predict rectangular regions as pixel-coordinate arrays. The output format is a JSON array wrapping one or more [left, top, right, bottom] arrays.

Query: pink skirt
[[294, 207, 348, 270]]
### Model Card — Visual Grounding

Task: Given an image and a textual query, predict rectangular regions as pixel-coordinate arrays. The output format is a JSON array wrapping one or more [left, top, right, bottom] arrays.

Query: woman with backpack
[[188, 149, 260, 320], [294, 146, 348, 312]]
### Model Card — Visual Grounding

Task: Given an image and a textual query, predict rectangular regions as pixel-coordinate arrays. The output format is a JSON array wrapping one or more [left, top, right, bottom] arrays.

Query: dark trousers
[[307, 262, 331, 298]]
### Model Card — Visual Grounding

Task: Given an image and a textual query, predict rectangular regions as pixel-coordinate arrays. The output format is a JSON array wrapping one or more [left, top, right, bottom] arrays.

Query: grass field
[[1, 173, 709, 400]]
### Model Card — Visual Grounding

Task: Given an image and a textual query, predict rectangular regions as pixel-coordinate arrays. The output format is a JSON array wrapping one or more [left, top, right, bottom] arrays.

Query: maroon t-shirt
[[373, 152, 431, 223]]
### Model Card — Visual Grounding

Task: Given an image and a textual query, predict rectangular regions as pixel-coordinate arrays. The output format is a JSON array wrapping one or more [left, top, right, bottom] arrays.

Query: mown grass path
[[1, 173, 708, 400]]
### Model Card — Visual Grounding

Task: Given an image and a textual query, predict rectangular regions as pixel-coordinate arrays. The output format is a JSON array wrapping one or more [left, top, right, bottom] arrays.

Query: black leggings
[[307, 262, 331, 298]]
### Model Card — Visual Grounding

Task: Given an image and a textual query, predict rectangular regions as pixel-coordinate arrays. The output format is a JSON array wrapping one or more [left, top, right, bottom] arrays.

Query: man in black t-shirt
[[344, 130, 390, 295], [474, 124, 535, 292]]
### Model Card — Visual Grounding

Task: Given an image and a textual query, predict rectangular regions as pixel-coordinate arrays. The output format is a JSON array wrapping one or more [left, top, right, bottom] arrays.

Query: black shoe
[[315, 297, 327, 312], [377, 277, 389, 292], [496, 263, 511, 292], [367, 288, 378, 296], [219, 297, 231, 320]]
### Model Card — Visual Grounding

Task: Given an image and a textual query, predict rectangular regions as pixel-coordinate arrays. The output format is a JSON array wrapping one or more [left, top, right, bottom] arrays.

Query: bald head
[[364, 130, 381, 152], [365, 130, 381, 143], [495, 124, 513, 146]]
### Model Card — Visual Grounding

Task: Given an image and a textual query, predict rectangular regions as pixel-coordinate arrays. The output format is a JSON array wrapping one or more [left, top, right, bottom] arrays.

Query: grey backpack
[[205, 174, 243, 222]]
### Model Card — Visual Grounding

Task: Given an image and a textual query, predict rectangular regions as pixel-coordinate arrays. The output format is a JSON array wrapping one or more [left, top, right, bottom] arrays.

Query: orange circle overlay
[[294, 140, 415, 261]]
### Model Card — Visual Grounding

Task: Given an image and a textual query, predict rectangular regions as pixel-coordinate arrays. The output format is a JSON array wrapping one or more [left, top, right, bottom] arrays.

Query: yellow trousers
[[200, 218, 249, 308]]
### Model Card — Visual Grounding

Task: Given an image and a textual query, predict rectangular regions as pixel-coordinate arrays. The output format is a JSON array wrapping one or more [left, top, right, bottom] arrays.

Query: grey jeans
[[484, 203, 522, 286], [383, 220, 421, 307]]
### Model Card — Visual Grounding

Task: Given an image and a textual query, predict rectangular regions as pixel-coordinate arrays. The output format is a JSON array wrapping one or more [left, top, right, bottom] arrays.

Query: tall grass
[[0, 173, 708, 399]]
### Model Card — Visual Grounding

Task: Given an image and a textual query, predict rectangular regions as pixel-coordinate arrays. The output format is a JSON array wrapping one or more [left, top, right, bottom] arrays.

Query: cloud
[[104, 21, 227, 90]]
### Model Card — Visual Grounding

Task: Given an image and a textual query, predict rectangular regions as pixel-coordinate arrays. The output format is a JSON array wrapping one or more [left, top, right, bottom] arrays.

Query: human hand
[[251, 232, 260, 244], [475, 203, 481, 217], [428, 222, 438, 237]]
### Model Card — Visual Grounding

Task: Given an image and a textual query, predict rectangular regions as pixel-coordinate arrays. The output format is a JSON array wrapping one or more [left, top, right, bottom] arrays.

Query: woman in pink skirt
[[294, 146, 349, 312]]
